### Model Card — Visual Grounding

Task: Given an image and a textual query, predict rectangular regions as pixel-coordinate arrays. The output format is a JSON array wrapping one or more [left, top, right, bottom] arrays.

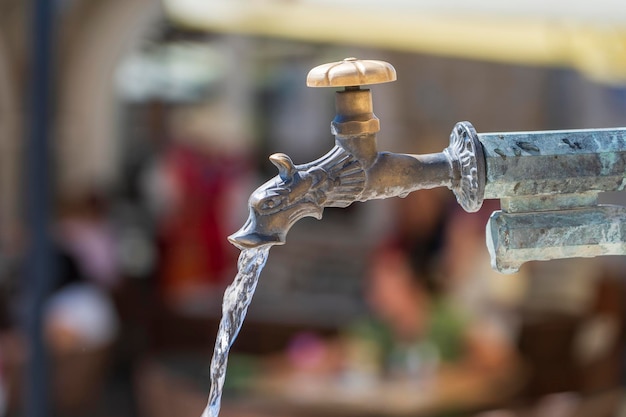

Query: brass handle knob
[[306, 57, 396, 88]]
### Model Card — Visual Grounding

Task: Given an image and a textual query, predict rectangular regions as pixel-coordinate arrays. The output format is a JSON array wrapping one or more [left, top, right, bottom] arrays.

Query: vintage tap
[[229, 58, 626, 274]]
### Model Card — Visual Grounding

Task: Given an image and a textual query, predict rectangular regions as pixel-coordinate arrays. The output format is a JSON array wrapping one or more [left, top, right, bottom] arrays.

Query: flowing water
[[202, 247, 271, 417]]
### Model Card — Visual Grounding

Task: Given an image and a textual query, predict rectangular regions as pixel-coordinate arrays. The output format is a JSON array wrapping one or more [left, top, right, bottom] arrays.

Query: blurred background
[[2, 1, 626, 416]]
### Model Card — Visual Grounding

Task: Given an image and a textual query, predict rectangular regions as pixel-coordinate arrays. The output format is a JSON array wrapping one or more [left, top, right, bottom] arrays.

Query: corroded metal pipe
[[478, 127, 626, 273], [481, 128, 626, 199]]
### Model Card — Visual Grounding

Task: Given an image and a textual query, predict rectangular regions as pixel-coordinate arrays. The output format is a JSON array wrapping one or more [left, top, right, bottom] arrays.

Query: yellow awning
[[163, 0, 626, 85]]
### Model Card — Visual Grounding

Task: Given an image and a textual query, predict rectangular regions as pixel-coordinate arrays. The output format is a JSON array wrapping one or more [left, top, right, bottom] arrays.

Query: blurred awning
[[163, 0, 626, 84]]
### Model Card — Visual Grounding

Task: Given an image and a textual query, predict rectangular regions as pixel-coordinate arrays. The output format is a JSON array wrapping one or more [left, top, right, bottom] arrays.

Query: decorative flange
[[444, 121, 486, 212]]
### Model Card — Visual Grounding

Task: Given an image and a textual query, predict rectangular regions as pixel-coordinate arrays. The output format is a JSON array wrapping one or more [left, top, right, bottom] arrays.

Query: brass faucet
[[229, 58, 626, 273]]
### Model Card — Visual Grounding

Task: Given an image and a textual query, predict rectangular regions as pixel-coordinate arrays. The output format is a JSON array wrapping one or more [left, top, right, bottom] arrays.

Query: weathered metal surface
[[487, 205, 626, 274], [500, 193, 598, 213], [482, 127, 626, 272], [481, 128, 626, 199]]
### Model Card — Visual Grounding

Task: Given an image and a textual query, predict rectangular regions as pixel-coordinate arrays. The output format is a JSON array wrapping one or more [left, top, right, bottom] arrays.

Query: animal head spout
[[228, 154, 327, 250]]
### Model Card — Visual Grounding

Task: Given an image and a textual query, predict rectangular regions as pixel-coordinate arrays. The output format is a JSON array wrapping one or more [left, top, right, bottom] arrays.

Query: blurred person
[[43, 251, 119, 354], [0, 244, 121, 416], [342, 239, 516, 382], [339, 191, 515, 381], [441, 201, 527, 359], [151, 102, 254, 309], [43, 193, 121, 414]]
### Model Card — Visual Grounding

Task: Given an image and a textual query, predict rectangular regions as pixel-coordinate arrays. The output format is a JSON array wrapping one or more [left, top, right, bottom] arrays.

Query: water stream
[[202, 247, 271, 417]]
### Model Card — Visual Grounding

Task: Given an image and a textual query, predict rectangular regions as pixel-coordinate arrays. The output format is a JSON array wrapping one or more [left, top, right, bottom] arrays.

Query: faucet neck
[[331, 88, 380, 136]]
